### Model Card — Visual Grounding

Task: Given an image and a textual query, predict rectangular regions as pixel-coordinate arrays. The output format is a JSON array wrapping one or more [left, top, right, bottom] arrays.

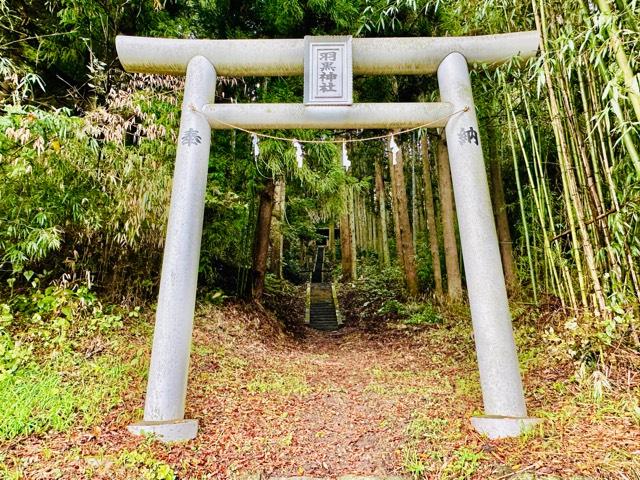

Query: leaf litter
[[1, 298, 638, 479]]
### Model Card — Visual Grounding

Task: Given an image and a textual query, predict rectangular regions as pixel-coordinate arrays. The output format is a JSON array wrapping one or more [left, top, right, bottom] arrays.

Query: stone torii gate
[[116, 32, 541, 442]]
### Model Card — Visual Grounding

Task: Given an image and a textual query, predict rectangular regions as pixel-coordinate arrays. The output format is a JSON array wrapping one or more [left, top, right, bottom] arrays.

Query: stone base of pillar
[[128, 419, 198, 442], [471, 416, 541, 439]]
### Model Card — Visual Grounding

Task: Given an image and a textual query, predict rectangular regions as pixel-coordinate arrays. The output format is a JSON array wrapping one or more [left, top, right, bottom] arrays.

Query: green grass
[[0, 353, 138, 440], [402, 447, 427, 479], [0, 461, 21, 480], [246, 372, 310, 395], [364, 366, 451, 397], [442, 447, 485, 480], [363, 381, 435, 396], [194, 346, 249, 393], [407, 414, 449, 441], [455, 376, 481, 397], [0, 369, 78, 438], [117, 449, 176, 480]]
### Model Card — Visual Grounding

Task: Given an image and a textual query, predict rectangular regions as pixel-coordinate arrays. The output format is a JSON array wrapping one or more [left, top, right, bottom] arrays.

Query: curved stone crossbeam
[[116, 31, 539, 76]]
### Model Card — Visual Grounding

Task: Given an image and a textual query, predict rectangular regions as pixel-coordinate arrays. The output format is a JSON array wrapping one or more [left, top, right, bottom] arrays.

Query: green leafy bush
[[0, 280, 131, 379], [0, 303, 32, 378], [0, 278, 141, 439], [378, 299, 407, 315], [404, 303, 442, 325]]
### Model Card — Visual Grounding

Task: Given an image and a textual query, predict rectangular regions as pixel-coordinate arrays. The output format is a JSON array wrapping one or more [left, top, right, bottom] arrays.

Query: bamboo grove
[[0, 0, 639, 358], [500, 0, 640, 347]]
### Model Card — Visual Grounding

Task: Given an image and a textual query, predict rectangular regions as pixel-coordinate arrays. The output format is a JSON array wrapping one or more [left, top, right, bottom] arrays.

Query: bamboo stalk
[[519, 86, 570, 305], [595, 0, 640, 123], [506, 101, 538, 305]]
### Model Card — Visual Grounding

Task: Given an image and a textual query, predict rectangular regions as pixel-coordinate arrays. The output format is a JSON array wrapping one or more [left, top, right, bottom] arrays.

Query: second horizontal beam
[[202, 102, 455, 130]]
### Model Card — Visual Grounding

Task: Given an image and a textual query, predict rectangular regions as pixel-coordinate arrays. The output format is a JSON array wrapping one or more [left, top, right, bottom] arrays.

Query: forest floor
[[0, 289, 639, 479]]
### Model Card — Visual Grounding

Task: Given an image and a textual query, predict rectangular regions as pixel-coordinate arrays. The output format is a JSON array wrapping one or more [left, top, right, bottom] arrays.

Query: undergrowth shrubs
[[262, 274, 304, 333], [338, 257, 442, 330], [401, 303, 442, 325], [0, 102, 177, 291], [338, 260, 405, 330], [1, 282, 132, 375], [0, 280, 144, 439]]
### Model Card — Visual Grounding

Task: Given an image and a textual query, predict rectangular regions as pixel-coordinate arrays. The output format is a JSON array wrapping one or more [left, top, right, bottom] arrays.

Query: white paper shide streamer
[[293, 140, 303, 168], [389, 135, 400, 166], [251, 133, 260, 159], [342, 141, 351, 170]]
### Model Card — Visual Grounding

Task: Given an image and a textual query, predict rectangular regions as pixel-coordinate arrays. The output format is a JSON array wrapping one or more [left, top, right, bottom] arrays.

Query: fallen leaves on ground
[[1, 299, 638, 479]]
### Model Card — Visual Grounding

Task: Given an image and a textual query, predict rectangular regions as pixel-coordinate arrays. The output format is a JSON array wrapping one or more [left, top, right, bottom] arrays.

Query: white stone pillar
[[437, 52, 539, 438], [128, 56, 216, 442]]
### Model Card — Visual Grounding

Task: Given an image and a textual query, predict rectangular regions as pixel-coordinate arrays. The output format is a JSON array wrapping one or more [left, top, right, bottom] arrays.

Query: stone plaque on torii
[[115, 31, 541, 442], [304, 36, 352, 105]]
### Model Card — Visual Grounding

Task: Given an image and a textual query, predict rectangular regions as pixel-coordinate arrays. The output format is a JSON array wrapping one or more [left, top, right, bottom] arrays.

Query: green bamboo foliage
[[492, 0, 639, 344]]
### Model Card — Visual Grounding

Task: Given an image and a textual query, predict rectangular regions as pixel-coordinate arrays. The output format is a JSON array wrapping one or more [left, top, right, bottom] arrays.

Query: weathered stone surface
[[471, 415, 541, 439], [116, 32, 539, 76], [127, 419, 198, 442]]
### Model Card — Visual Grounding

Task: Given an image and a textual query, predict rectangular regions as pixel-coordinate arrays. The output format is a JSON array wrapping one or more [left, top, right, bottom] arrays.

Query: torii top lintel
[[115, 31, 539, 77]]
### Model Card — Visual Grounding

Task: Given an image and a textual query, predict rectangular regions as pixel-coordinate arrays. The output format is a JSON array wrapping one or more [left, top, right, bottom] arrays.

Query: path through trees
[[3, 302, 637, 478]]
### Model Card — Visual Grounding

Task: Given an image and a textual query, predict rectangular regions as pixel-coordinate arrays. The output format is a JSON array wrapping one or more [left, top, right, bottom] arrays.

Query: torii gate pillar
[[128, 56, 216, 441], [438, 52, 539, 437]]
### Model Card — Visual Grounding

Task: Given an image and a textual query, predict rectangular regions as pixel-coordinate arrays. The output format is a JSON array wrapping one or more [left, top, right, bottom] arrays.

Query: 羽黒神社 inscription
[[304, 36, 352, 105]]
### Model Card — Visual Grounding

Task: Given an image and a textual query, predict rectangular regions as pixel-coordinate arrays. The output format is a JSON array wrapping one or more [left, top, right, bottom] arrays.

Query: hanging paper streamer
[[251, 133, 260, 159], [342, 141, 351, 170], [293, 140, 304, 168], [389, 135, 400, 166]]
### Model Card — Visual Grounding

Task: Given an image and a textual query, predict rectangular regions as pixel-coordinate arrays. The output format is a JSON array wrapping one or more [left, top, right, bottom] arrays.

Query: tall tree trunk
[[437, 133, 463, 302], [352, 193, 359, 252], [367, 203, 373, 251], [362, 197, 369, 251], [371, 211, 377, 255], [269, 177, 286, 279], [340, 213, 352, 281], [374, 159, 391, 267], [389, 150, 405, 268], [348, 187, 358, 279], [421, 134, 443, 299], [328, 222, 335, 260], [252, 178, 276, 300], [411, 143, 418, 249], [356, 194, 364, 253], [340, 187, 355, 281], [389, 136, 419, 297], [488, 133, 517, 290]]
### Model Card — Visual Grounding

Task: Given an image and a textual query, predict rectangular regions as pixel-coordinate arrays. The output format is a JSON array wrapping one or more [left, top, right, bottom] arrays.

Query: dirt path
[[185, 320, 480, 477], [3, 303, 639, 479]]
